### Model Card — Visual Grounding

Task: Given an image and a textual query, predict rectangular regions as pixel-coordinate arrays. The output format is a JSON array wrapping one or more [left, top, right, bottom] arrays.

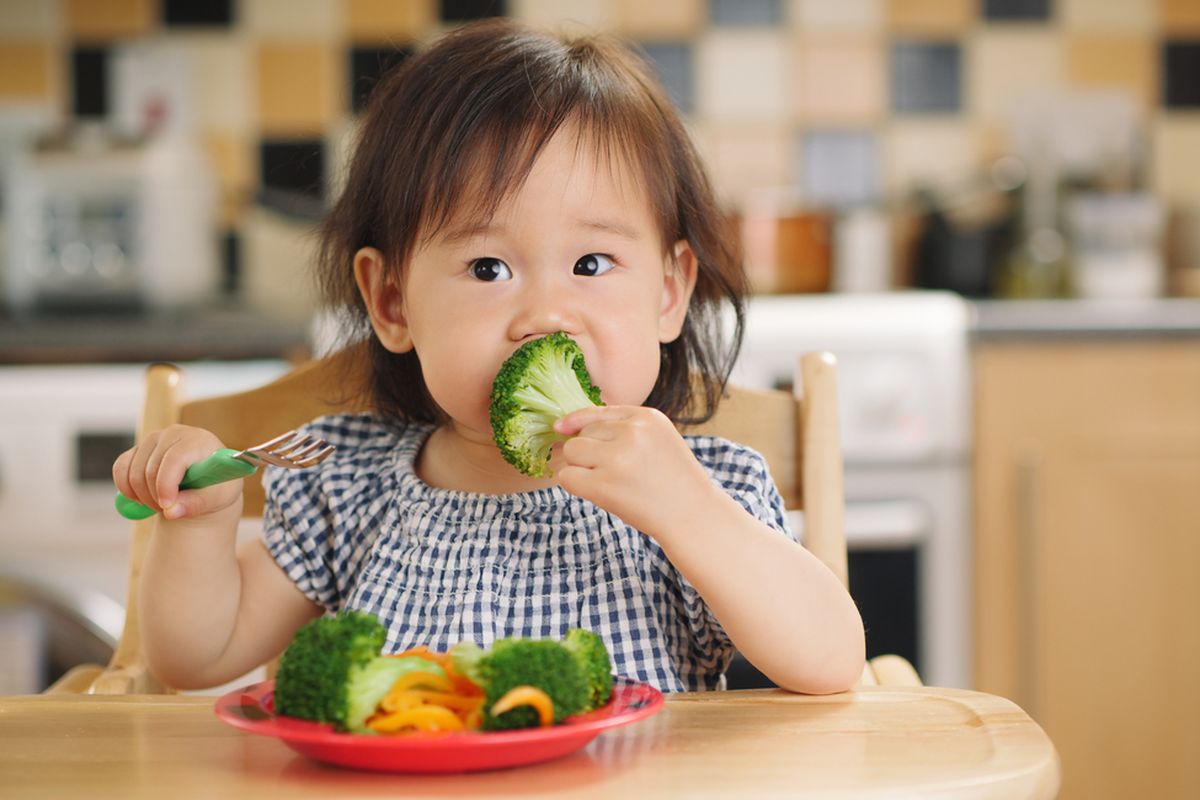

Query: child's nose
[[506, 276, 581, 340]]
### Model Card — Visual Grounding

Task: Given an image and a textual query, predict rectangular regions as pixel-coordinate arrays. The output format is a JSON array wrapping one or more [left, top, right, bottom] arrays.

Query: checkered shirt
[[262, 414, 794, 692]]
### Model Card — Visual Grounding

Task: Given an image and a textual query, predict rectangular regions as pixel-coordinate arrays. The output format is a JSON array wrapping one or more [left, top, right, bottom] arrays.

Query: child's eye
[[573, 253, 616, 277], [469, 257, 512, 282]]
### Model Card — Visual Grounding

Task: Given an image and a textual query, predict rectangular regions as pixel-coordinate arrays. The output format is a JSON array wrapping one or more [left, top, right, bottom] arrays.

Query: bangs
[[386, 28, 678, 266]]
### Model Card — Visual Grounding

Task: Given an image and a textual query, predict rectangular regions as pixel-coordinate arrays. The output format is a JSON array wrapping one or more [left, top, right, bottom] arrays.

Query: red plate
[[214, 677, 663, 773]]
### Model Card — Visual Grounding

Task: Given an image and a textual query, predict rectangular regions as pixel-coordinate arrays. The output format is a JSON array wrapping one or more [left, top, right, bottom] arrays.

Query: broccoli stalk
[[449, 629, 614, 730], [273, 610, 445, 732], [490, 332, 603, 478]]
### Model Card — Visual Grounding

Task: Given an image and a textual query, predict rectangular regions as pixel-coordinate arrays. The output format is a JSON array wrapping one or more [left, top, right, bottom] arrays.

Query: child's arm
[[113, 425, 322, 689], [555, 406, 865, 694]]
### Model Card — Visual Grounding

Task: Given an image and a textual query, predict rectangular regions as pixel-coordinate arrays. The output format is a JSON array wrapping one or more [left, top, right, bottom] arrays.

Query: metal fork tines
[[241, 430, 335, 469]]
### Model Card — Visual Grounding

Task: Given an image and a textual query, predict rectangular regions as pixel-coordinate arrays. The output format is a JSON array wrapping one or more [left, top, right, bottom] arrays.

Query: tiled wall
[[2, 0, 1198, 292]]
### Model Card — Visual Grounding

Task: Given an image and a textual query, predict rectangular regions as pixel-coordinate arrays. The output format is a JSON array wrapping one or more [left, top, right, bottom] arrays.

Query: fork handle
[[114, 449, 258, 520]]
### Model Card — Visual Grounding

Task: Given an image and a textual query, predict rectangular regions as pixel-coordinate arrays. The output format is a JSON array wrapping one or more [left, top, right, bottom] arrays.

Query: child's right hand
[[112, 425, 242, 520]]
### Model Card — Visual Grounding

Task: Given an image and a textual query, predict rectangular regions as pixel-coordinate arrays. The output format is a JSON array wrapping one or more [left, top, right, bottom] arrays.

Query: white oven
[[0, 359, 288, 693], [724, 291, 972, 690]]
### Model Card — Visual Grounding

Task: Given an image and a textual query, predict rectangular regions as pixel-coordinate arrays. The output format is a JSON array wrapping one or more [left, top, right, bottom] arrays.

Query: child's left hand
[[553, 406, 725, 539]]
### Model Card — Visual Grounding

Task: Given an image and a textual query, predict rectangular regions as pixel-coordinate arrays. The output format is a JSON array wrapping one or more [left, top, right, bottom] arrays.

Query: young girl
[[114, 20, 864, 695]]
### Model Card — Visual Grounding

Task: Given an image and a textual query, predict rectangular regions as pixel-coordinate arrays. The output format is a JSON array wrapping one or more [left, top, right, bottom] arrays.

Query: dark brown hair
[[317, 19, 745, 425]]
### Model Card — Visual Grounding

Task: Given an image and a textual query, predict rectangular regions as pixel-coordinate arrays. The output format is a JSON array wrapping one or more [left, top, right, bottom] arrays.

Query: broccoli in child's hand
[[490, 332, 603, 478], [273, 610, 445, 732], [563, 628, 614, 711]]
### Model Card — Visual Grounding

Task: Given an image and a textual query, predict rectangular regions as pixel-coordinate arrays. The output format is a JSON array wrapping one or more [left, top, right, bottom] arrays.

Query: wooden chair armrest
[[869, 654, 923, 687], [42, 664, 105, 694], [857, 661, 879, 687], [88, 664, 174, 695]]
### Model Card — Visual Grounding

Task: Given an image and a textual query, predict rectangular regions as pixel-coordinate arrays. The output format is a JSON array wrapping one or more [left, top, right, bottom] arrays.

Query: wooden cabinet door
[[973, 341, 1200, 800]]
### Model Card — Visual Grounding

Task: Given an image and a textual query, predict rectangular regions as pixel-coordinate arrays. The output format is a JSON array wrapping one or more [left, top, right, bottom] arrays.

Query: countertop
[[0, 302, 312, 364], [970, 297, 1200, 339]]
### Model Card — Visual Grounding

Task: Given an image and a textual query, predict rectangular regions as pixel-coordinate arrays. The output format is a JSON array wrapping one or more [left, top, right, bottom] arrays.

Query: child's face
[[360, 125, 697, 442]]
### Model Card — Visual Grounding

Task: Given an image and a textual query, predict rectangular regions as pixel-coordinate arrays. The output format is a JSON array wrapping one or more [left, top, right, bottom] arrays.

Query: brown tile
[[1066, 35, 1156, 112], [796, 37, 886, 124], [345, 0, 435, 42], [1060, 0, 1155, 31], [255, 43, 339, 135], [0, 41, 54, 99], [1160, 0, 1200, 34], [614, 0, 704, 38], [66, 0, 154, 40], [1152, 117, 1200, 204], [204, 132, 255, 228], [887, 0, 973, 34]]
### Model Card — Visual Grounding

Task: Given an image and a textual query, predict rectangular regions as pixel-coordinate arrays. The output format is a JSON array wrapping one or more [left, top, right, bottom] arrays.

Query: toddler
[[114, 19, 864, 694]]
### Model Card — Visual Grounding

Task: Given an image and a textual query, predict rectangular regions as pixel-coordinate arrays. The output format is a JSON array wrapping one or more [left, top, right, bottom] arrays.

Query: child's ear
[[353, 247, 413, 353], [658, 239, 699, 343]]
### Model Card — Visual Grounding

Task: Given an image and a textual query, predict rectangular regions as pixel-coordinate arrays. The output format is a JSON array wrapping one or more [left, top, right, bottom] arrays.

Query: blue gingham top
[[262, 414, 794, 692]]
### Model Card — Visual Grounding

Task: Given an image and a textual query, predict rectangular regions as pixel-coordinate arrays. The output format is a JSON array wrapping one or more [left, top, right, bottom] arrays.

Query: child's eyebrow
[[438, 217, 643, 244]]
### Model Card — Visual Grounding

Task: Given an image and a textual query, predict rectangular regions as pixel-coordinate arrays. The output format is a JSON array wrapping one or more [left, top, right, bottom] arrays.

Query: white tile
[[968, 29, 1065, 123], [697, 31, 793, 120], [174, 37, 253, 135], [885, 119, 980, 194], [0, 0, 60, 38], [241, 0, 343, 39], [512, 0, 617, 30], [788, 0, 884, 31], [1059, 0, 1156, 31]]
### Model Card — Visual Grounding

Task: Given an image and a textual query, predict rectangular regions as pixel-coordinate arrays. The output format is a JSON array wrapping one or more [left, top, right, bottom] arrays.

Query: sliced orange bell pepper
[[368, 704, 464, 734], [489, 685, 555, 727]]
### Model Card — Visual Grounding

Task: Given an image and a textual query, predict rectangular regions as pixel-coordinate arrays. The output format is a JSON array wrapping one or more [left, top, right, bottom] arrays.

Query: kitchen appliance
[[0, 359, 289, 692], [3, 131, 218, 312], [725, 291, 972, 689]]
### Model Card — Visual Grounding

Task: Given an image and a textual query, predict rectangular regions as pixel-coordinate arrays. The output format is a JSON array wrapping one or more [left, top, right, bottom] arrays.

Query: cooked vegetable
[[490, 686, 555, 727], [489, 332, 603, 477], [273, 610, 445, 732], [450, 630, 612, 731], [563, 627, 614, 711]]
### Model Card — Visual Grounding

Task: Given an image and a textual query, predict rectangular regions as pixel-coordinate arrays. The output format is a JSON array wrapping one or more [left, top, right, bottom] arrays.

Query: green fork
[[114, 430, 335, 520]]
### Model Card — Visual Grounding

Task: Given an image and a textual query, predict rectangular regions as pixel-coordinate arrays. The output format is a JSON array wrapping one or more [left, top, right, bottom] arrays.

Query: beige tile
[[613, 0, 703, 38], [1060, 0, 1156, 31], [255, 43, 339, 135], [243, 0, 342, 39], [795, 36, 885, 124], [1066, 35, 1156, 112], [66, 0, 153, 39], [344, 0, 434, 42], [884, 119, 980, 194], [691, 123, 794, 206], [1160, 0, 1200, 33], [968, 29, 1065, 124], [887, 0, 973, 34], [1151, 117, 1200, 204], [0, 41, 54, 99], [177, 38, 252, 134], [789, 0, 884, 32], [697, 31, 793, 120], [0, 0, 60, 38], [203, 132, 254, 227], [513, 0, 617, 32]]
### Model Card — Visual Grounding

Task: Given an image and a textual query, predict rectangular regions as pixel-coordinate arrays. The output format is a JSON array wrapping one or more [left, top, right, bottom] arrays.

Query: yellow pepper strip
[[462, 708, 483, 730], [404, 689, 484, 712], [391, 670, 454, 693], [489, 685, 555, 727], [368, 704, 465, 734]]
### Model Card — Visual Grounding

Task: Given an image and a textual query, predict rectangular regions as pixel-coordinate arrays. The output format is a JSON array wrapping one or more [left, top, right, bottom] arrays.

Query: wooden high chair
[[45, 343, 920, 694]]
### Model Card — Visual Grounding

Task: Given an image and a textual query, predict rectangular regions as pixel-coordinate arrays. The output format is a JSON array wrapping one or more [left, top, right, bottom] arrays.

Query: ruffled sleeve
[[261, 414, 411, 611]]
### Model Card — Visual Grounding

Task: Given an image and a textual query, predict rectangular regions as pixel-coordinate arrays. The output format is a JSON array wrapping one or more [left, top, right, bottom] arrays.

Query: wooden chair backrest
[[92, 343, 846, 694]]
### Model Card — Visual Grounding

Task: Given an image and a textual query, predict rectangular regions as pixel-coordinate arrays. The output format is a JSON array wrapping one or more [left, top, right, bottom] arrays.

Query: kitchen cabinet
[[973, 339, 1200, 800]]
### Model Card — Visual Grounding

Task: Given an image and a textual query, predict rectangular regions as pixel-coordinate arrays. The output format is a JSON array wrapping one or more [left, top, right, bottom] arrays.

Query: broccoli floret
[[451, 637, 590, 731], [273, 610, 445, 732], [490, 332, 603, 478], [563, 628, 614, 711]]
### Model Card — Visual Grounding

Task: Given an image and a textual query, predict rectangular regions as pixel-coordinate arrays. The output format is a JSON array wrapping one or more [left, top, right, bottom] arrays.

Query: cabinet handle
[[1015, 441, 1045, 719]]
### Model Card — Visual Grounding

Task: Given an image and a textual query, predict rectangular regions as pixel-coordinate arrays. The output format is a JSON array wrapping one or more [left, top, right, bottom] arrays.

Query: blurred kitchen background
[[0, 2, 1197, 798]]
